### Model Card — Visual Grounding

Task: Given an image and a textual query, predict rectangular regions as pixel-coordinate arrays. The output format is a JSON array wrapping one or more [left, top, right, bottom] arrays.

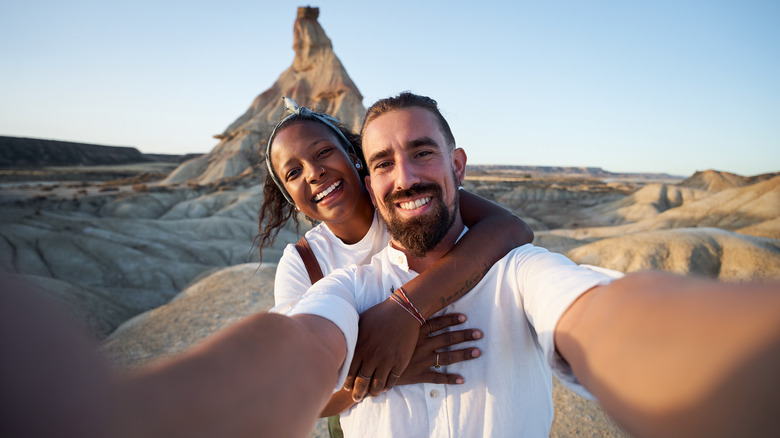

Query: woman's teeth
[[399, 197, 431, 210], [314, 181, 341, 202]]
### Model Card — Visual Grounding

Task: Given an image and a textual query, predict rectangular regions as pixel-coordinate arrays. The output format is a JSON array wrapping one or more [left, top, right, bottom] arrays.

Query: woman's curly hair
[[256, 114, 366, 261]]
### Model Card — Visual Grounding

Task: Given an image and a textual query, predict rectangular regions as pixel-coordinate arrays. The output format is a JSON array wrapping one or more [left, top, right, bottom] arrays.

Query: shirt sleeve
[[284, 268, 360, 392], [514, 246, 623, 398], [272, 244, 315, 311]]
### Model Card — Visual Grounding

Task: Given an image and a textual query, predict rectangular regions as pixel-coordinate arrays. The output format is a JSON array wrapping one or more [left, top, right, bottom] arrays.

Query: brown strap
[[294, 236, 325, 284]]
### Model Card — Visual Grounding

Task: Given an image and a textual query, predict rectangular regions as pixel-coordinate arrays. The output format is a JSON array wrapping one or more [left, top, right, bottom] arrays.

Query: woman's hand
[[344, 299, 419, 401], [346, 310, 482, 402]]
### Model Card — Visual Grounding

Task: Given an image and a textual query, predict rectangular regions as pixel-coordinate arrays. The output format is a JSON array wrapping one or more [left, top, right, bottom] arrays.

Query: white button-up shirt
[[288, 236, 617, 437]]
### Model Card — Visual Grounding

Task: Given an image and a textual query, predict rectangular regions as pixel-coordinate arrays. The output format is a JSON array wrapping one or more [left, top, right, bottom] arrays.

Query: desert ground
[[2, 160, 778, 438]]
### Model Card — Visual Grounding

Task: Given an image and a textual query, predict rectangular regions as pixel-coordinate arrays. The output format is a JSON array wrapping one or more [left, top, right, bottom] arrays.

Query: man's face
[[362, 107, 466, 257]]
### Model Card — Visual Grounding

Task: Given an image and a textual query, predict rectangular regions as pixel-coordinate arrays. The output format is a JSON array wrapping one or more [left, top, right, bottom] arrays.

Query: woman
[[259, 98, 533, 417]]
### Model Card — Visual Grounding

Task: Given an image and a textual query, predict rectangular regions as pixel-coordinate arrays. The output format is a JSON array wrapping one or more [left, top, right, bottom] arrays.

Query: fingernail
[[353, 395, 363, 402], [472, 330, 482, 339], [456, 377, 464, 384], [471, 349, 481, 358], [458, 314, 466, 322]]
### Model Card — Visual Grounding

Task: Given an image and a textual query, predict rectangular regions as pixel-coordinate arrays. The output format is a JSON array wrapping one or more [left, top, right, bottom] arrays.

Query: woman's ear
[[349, 154, 363, 170]]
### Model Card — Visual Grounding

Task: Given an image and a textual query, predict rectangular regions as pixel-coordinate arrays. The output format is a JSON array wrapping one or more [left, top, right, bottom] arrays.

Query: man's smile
[[398, 196, 432, 211]]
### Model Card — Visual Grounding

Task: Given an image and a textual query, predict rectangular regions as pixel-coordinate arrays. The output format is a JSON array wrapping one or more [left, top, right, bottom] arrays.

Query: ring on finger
[[389, 372, 401, 379], [435, 352, 441, 369], [358, 371, 371, 379]]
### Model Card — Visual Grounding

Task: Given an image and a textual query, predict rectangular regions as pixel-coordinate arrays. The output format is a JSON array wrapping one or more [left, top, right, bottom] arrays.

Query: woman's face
[[271, 120, 368, 224]]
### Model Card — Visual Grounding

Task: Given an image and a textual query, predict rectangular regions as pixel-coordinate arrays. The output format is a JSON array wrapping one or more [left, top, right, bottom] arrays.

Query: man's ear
[[365, 175, 377, 207], [452, 147, 467, 184]]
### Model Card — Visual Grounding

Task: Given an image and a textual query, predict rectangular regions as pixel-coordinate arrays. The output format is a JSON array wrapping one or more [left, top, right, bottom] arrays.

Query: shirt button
[[430, 390, 440, 398]]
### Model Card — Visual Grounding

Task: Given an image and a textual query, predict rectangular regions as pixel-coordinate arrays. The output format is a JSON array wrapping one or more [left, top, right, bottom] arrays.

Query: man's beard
[[382, 182, 458, 258]]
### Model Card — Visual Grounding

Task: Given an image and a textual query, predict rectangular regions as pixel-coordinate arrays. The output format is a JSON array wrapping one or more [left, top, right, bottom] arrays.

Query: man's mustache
[[384, 183, 442, 206]]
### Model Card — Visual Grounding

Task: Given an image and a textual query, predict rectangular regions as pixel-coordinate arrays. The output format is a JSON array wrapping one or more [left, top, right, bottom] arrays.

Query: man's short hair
[[361, 92, 457, 150]]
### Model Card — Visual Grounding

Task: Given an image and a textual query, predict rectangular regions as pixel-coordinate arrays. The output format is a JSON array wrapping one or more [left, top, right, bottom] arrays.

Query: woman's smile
[[313, 179, 343, 203]]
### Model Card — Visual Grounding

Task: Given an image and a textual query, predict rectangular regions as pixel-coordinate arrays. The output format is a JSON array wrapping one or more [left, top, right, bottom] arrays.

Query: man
[[283, 92, 614, 436], [282, 92, 780, 437]]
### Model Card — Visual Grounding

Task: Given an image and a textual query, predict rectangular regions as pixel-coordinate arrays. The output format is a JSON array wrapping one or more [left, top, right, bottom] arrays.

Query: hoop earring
[[355, 162, 362, 169]]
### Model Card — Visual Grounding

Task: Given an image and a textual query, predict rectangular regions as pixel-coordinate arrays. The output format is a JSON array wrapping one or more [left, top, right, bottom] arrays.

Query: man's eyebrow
[[366, 148, 390, 166], [407, 136, 440, 150], [367, 136, 441, 165]]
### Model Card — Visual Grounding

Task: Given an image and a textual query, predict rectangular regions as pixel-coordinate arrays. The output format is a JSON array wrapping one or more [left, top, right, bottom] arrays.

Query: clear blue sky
[[1, 0, 778, 176]]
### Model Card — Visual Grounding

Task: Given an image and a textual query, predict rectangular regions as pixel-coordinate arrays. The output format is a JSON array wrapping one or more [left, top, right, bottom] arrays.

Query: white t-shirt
[[273, 211, 391, 311], [286, 231, 619, 437]]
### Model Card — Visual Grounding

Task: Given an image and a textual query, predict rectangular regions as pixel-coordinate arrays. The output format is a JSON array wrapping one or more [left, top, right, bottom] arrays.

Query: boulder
[[101, 263, 276, 368]]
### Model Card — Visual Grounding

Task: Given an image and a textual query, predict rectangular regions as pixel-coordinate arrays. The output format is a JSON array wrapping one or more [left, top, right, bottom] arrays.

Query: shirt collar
[[385, 226, 469, 273]]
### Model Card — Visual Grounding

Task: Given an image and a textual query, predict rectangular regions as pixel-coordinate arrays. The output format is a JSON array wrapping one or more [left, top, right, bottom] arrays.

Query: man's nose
[[394, 158, 420, 191]]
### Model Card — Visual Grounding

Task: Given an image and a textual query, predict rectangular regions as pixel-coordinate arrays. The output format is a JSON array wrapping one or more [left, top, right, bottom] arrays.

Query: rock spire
[[165, 6, 366, 184]]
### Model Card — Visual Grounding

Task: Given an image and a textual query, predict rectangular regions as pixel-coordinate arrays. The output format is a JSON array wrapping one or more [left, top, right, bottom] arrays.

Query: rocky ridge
[[0, 136, 166, 167], [467, 164, 682, 181]]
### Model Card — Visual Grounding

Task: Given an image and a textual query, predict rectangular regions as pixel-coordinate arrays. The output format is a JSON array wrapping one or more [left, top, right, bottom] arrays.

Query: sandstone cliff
[[164, 7, 365, 185]]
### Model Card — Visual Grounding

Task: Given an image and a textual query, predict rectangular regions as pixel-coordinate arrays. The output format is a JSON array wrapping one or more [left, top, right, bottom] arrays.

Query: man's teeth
[[314, 181, 341, 201], [399, 197, 431, 210]]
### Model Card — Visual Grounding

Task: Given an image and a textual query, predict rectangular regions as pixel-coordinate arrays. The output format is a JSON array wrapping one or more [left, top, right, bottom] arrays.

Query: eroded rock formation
[[164, 6, 365, 185]]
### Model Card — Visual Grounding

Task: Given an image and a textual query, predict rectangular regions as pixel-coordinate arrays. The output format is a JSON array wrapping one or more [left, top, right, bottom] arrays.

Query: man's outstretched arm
[[1, 276, 346, 438], [118, 313, 346, 438], [555, 271, 780, 438]]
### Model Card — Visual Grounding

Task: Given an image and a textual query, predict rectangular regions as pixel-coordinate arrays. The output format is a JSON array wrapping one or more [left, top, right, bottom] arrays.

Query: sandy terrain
[[2, 161, 778, 437]]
